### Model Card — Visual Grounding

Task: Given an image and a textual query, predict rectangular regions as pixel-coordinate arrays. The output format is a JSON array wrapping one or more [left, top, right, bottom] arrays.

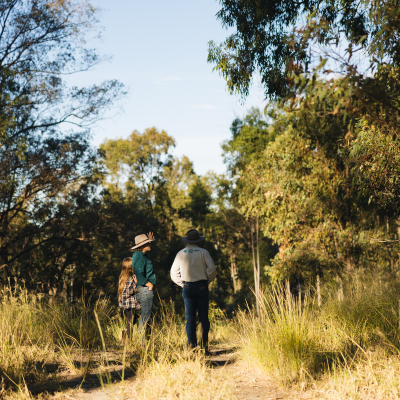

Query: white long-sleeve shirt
[[170, 244, 216, 287]]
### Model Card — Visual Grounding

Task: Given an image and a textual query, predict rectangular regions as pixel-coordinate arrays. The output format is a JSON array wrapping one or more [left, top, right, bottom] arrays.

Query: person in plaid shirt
[[118, 257, 141, 344]]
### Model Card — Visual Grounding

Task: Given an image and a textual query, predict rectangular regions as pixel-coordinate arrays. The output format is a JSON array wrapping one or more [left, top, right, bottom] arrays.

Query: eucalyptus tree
[[0, 0, 124, 285]]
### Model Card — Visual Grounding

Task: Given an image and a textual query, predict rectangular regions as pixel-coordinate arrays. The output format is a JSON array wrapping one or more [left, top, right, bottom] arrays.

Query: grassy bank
[[234, 272, 400, 398], [0, 282, 234, 399], [3, 273, 400, 399]]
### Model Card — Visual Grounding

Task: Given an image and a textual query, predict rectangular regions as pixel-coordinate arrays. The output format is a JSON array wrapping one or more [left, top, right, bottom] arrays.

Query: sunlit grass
[[3, 272, 400, 399], [0, 282, 234, 398], [234, 271, 400, 389]]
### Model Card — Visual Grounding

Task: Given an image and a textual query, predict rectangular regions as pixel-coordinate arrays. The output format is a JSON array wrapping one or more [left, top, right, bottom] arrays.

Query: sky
[[75, 0, 267, 176]]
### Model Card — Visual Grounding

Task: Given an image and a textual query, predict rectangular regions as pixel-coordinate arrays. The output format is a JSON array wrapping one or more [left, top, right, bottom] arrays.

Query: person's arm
[[170, 253, 184, 287], [133, 255, 149, 286], [204, 251, 216, 283], [144, 258, 156, 289]]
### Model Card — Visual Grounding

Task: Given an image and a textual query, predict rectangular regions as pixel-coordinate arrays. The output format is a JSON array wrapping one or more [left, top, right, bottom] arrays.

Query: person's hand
[[147, 231, 155, 241], [146, 282, 154, 291]]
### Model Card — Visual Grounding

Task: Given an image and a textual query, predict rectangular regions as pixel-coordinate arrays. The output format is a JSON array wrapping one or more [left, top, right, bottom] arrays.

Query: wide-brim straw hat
[[181, 229, 205, 244], [131, 234, 155, 250]]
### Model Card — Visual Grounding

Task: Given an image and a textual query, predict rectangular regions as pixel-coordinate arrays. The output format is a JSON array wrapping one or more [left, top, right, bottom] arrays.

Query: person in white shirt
[[170, 229, 216, 350]]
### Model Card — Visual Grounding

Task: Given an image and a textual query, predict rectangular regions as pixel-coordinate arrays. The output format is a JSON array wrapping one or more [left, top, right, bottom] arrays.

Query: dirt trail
[[208, 348, 288, 400], [44, 347, 289, 400]]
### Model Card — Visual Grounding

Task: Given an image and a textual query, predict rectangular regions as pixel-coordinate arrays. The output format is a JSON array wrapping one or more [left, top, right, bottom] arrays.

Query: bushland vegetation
[[2, 0, 400, 398]]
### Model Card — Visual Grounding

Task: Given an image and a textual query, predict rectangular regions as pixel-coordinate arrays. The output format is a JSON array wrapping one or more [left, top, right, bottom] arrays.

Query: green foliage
[[208, 0, 374, 99], [240, 125, 345, 279], [222, 107, 276, 175], [350, 120, 400, 212], [101, 127, 175, 202]]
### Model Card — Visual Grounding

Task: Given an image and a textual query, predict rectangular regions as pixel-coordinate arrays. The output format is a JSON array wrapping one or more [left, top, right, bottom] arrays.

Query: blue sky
[[82, 0, 266, 175]]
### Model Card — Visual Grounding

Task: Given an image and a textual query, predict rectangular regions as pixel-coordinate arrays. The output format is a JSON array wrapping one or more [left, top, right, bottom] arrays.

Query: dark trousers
[[124, 308, 138, 338], [182, 280, 210, 347]]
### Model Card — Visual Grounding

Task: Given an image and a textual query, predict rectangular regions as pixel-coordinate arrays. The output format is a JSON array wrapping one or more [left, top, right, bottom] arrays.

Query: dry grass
[[5, 273, 400, 400], [0, 283, 234, 399], [304, 351, 400, 400], [234, 272, 400, 390], [127, 353, 234, 400]]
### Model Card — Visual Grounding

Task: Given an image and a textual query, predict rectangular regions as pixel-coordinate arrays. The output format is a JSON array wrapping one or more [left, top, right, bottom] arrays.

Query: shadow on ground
[[206, 346, 237, 368], [27, 354, 137, 396], [17, 346, 237, 398]]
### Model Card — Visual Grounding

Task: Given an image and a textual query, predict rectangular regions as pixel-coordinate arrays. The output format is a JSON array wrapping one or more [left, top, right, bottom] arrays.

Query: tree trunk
[[336, 273, 343, 302], [251, 218, 259, 314], [230, 253, 237, 294], [316, 265, 321, 307]]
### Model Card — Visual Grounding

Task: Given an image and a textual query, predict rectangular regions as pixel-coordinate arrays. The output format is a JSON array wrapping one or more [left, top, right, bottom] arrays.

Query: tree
[[213, 108, 279, 311], [208, 0, 399, 102], [209, 0, 400, 288], [101, 128, 175, 208], [0, 0, 124, 284]]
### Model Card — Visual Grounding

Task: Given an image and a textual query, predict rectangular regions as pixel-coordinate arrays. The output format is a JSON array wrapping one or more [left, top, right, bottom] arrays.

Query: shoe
[[121, 330, 127, 345]]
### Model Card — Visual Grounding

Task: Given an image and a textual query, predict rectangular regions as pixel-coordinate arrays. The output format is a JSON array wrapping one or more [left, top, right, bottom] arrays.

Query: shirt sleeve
[[133, 256, 148, 285], [170, 252, 184, 287], [145, 258, 157, 285], [204, 250, 217, 283]]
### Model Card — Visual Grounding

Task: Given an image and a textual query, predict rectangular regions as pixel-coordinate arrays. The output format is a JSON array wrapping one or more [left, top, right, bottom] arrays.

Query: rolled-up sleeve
[[170, 253, 184, 287], [204, 251, 216, 283]]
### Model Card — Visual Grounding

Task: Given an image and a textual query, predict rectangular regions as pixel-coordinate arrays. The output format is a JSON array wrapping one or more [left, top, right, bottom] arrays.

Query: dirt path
[[43, 347, 289, 400], [207, 348, 288, 400]]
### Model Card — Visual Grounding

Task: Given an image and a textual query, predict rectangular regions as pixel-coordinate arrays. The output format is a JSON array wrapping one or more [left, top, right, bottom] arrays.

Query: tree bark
[[251, 218, 259, 314], [316, 265, 321, 307], [230, 253, 237, 294]]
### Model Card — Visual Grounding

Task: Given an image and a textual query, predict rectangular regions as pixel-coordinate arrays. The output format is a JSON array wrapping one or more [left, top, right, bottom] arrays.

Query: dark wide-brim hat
[[181, 229, 205, 244]]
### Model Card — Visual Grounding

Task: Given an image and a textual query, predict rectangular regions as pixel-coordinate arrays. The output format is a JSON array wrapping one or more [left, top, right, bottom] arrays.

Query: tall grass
[[0, 283, 234, 398], [0, 282, 53, 386], [0, 281, 116, 390], [235, 272, 400, 387], [118, 300, 234, 400], [48, 296, 113, 348]]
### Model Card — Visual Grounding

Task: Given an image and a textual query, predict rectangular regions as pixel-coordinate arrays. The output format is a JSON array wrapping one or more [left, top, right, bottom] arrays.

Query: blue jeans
[[136, 286, 154, 342], [182, 280, 210, 348]]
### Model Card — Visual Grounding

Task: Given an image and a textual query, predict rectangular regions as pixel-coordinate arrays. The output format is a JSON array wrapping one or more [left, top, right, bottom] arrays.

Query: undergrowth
[[235, 271, 400, 394], [0, 281, 233, 399]]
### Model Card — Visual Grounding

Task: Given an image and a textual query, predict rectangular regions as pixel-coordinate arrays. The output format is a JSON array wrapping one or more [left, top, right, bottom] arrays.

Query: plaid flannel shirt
[[119, 277, 141, 310]]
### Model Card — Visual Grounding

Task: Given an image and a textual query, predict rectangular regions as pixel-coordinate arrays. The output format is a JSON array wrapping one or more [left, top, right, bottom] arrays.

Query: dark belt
[[183, 280, 208, 287]]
